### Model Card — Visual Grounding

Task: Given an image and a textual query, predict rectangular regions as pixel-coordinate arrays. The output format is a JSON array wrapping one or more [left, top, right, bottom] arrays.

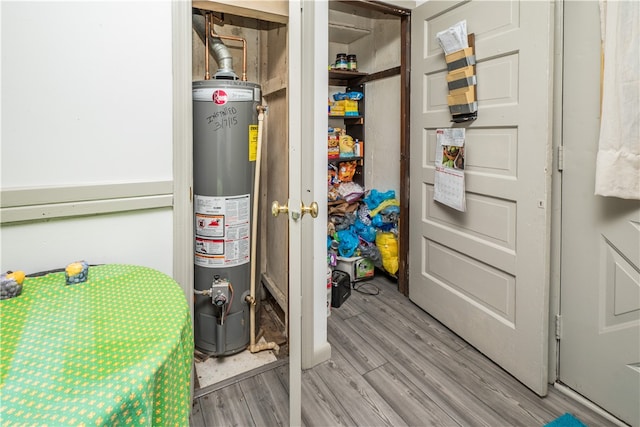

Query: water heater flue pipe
[[194, 11, 239, 80], [208, 14, 247, 81], [246, 105, 280, 355]]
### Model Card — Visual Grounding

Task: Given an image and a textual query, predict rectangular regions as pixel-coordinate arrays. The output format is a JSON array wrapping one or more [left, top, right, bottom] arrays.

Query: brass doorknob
[[301, 201, 318, 218], [271, 201, 288, 217]]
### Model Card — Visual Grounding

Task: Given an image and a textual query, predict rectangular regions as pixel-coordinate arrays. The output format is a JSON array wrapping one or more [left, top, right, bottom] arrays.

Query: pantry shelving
[[328, 71, 366, 188]]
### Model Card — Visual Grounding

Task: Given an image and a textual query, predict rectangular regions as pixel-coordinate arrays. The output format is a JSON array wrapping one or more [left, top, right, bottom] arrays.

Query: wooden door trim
[[398, 13, 410, 296]]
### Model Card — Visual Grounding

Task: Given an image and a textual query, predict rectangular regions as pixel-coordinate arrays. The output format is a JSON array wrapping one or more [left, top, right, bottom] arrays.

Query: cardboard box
[[450, 80, 476, 96], [447, 89, 476, 106], [445, 47, 476, 71], [328, 135, 340, 158], [447, 66, 475, 84], [448, 75, 477, 93], [445, 47, 474, 63]]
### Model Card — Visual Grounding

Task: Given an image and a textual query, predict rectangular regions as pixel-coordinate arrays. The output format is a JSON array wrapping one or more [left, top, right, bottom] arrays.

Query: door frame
[[548, 0, 564, 385], [527, 4, 631, 424], [553, 2, 639, 424], [399, 9, 411, 296], [171, 0, 318, 425], [171, 0, 194, 308]]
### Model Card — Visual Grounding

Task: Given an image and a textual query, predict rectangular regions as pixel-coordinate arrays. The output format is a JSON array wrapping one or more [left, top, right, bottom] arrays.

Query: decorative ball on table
[[65, 261, 89, 285], [1, 270, 25, 300]]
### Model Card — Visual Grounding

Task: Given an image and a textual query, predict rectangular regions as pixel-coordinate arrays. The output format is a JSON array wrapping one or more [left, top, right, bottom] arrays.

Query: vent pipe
[[193, 11, 238, 80]]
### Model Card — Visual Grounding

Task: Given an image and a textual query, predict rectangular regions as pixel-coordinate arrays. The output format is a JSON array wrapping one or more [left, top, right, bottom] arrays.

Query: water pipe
[[246, 105, 280, 355], [194, 11, 238, 80], [209, 13, 247, 81]]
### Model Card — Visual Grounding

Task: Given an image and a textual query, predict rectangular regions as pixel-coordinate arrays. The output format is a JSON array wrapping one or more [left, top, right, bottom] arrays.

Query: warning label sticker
[[195, 237, 224, 255], [194, 194, 250, 268], [249, 125, 258, 162], [195, 214, 225, 237]]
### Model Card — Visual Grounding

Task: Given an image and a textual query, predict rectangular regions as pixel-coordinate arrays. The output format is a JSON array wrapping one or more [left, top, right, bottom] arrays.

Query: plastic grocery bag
[[336, 229, 359, 258], [364, 189, 396, 210], [352, 219, 376, 242], [376, 231, 398, 275]]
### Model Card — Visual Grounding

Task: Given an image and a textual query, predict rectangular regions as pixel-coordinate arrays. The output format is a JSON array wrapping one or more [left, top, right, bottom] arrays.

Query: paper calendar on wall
[[434, 128, 466, 212]]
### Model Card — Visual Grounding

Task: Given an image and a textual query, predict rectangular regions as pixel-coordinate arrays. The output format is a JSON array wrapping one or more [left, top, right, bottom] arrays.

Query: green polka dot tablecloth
[[0, 264, 193, 426]]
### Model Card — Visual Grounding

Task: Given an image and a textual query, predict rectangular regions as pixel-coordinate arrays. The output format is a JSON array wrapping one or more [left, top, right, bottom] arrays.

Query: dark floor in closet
[[190, 274, 617, 427]]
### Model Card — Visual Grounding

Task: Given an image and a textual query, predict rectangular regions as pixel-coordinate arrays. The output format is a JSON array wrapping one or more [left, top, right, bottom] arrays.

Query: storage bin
[[335, 256, 374, 283]]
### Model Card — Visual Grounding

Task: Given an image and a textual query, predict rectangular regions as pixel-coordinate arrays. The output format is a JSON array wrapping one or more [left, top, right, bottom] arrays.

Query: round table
[[0, 264, 193, 426]]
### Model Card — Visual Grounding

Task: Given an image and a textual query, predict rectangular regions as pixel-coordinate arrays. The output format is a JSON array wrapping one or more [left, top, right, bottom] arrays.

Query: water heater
[[192, 79, 261, 356]]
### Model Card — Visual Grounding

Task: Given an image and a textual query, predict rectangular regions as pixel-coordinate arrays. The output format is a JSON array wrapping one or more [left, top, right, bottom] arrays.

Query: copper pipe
[[208, 14, 247, 81], [204, 12, 211, 80]]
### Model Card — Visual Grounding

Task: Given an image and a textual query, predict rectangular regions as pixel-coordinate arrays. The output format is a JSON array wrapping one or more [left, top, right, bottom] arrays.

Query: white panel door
[[410, 0, 554, 395], [288, 2, 303, 425], [560, 2, 640, 425], [287, 1, 329, 424]]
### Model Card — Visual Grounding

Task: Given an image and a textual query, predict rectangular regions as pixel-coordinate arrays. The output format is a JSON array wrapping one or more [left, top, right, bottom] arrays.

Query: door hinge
[[557, 146, 564, 171], [555, 314, 562, 340]]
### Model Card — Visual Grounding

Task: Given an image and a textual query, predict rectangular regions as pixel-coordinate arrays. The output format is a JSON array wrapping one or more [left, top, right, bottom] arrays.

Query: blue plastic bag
[[352, 219, 377, 242], [364, 189, 396, 210], [371, 215, 396, 231], [336, 229, 359, 257]]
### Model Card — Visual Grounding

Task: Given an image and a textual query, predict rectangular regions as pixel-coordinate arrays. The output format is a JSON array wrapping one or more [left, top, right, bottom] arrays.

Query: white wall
[[1, 1, 172, 186], [1, 210, 173, 274], [1, 1, 175, 276], [355, 14, 401, 194]]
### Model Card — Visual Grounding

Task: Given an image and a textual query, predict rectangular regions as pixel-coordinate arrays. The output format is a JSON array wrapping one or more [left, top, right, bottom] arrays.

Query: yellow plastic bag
[[376, 232, 398, 275], [339, 134, 354, 156]]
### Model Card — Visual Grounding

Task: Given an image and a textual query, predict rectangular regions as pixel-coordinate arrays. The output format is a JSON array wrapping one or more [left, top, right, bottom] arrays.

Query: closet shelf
[[329, 23, 370, 44]]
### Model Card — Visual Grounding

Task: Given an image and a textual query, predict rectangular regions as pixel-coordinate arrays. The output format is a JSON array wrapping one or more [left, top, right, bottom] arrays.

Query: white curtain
[[594, 0, 640, 200]]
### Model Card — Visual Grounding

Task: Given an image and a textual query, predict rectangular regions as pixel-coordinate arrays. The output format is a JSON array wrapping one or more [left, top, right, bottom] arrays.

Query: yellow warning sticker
[[249, 125, 258, 161]]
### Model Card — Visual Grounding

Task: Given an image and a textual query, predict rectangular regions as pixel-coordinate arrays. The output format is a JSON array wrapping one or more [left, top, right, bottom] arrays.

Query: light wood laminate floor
[[191, 275, 619, 426]]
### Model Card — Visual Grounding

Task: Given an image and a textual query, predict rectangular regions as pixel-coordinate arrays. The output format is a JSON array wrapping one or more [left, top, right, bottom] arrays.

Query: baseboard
[[303, 341, 331, 370], [553, 382, 628, 427]]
